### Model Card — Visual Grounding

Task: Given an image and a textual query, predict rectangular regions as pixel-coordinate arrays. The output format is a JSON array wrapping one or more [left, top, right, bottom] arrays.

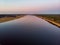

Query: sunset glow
[[0, 0, 60, 14]]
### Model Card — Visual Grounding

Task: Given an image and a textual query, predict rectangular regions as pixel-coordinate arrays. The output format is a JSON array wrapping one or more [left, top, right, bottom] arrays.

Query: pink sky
[[0, 0, 60, 14]]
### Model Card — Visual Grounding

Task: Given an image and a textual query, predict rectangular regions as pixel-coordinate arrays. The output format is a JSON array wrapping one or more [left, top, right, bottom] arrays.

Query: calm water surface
[[0, 15, 60, 45]]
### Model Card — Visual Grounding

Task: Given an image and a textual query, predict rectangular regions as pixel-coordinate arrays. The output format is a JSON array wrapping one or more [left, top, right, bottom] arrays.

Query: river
[[0, 15, 60, 45]]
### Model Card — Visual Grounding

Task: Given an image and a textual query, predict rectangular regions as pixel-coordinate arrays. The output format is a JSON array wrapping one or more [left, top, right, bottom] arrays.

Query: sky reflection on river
[[0, 15, 60, 45]]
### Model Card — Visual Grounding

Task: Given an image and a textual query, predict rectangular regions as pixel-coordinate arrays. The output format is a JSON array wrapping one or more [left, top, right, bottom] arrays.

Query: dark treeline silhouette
[[0, 15, 16, 18], [0, 14, 60, 18], [0, 14, 25, 18]]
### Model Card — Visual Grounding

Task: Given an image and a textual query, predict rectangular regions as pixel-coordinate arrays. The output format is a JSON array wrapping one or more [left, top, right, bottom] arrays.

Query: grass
[[0, 15, 24, 23], [37, 15, 60, 24], [36, 15, 60, 27]]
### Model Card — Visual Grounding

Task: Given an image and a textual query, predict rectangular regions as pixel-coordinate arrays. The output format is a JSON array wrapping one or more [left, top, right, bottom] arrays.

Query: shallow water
[[0, 15, 60, 45]]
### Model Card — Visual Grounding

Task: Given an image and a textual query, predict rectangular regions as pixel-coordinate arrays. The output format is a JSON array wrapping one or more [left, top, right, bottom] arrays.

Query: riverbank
[[36, 16, 60, 28], [42, 17, 60, 28], [0, 15, 24, 23]]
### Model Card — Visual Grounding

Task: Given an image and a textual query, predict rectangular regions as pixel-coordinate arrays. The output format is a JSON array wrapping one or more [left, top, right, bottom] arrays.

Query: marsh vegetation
[[0, 15, 24, 23], [36, 15, 60, 27]]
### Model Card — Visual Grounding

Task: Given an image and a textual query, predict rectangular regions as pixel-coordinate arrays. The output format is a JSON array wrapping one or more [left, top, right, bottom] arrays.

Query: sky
[[0, 0, 60, 14]]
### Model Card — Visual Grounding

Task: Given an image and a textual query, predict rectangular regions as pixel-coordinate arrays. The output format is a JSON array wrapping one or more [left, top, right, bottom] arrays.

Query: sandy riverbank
[[0, 15, 24, 23], [38, 17, 60, 28]]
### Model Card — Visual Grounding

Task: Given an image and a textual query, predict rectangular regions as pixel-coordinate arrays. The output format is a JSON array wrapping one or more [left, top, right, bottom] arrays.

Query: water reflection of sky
[[0, 15, 60, 45]]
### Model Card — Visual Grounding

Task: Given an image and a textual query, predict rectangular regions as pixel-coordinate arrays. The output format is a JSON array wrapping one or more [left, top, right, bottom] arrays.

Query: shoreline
[[0, 15, 24, 23], [37, 17, 60, 28]]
